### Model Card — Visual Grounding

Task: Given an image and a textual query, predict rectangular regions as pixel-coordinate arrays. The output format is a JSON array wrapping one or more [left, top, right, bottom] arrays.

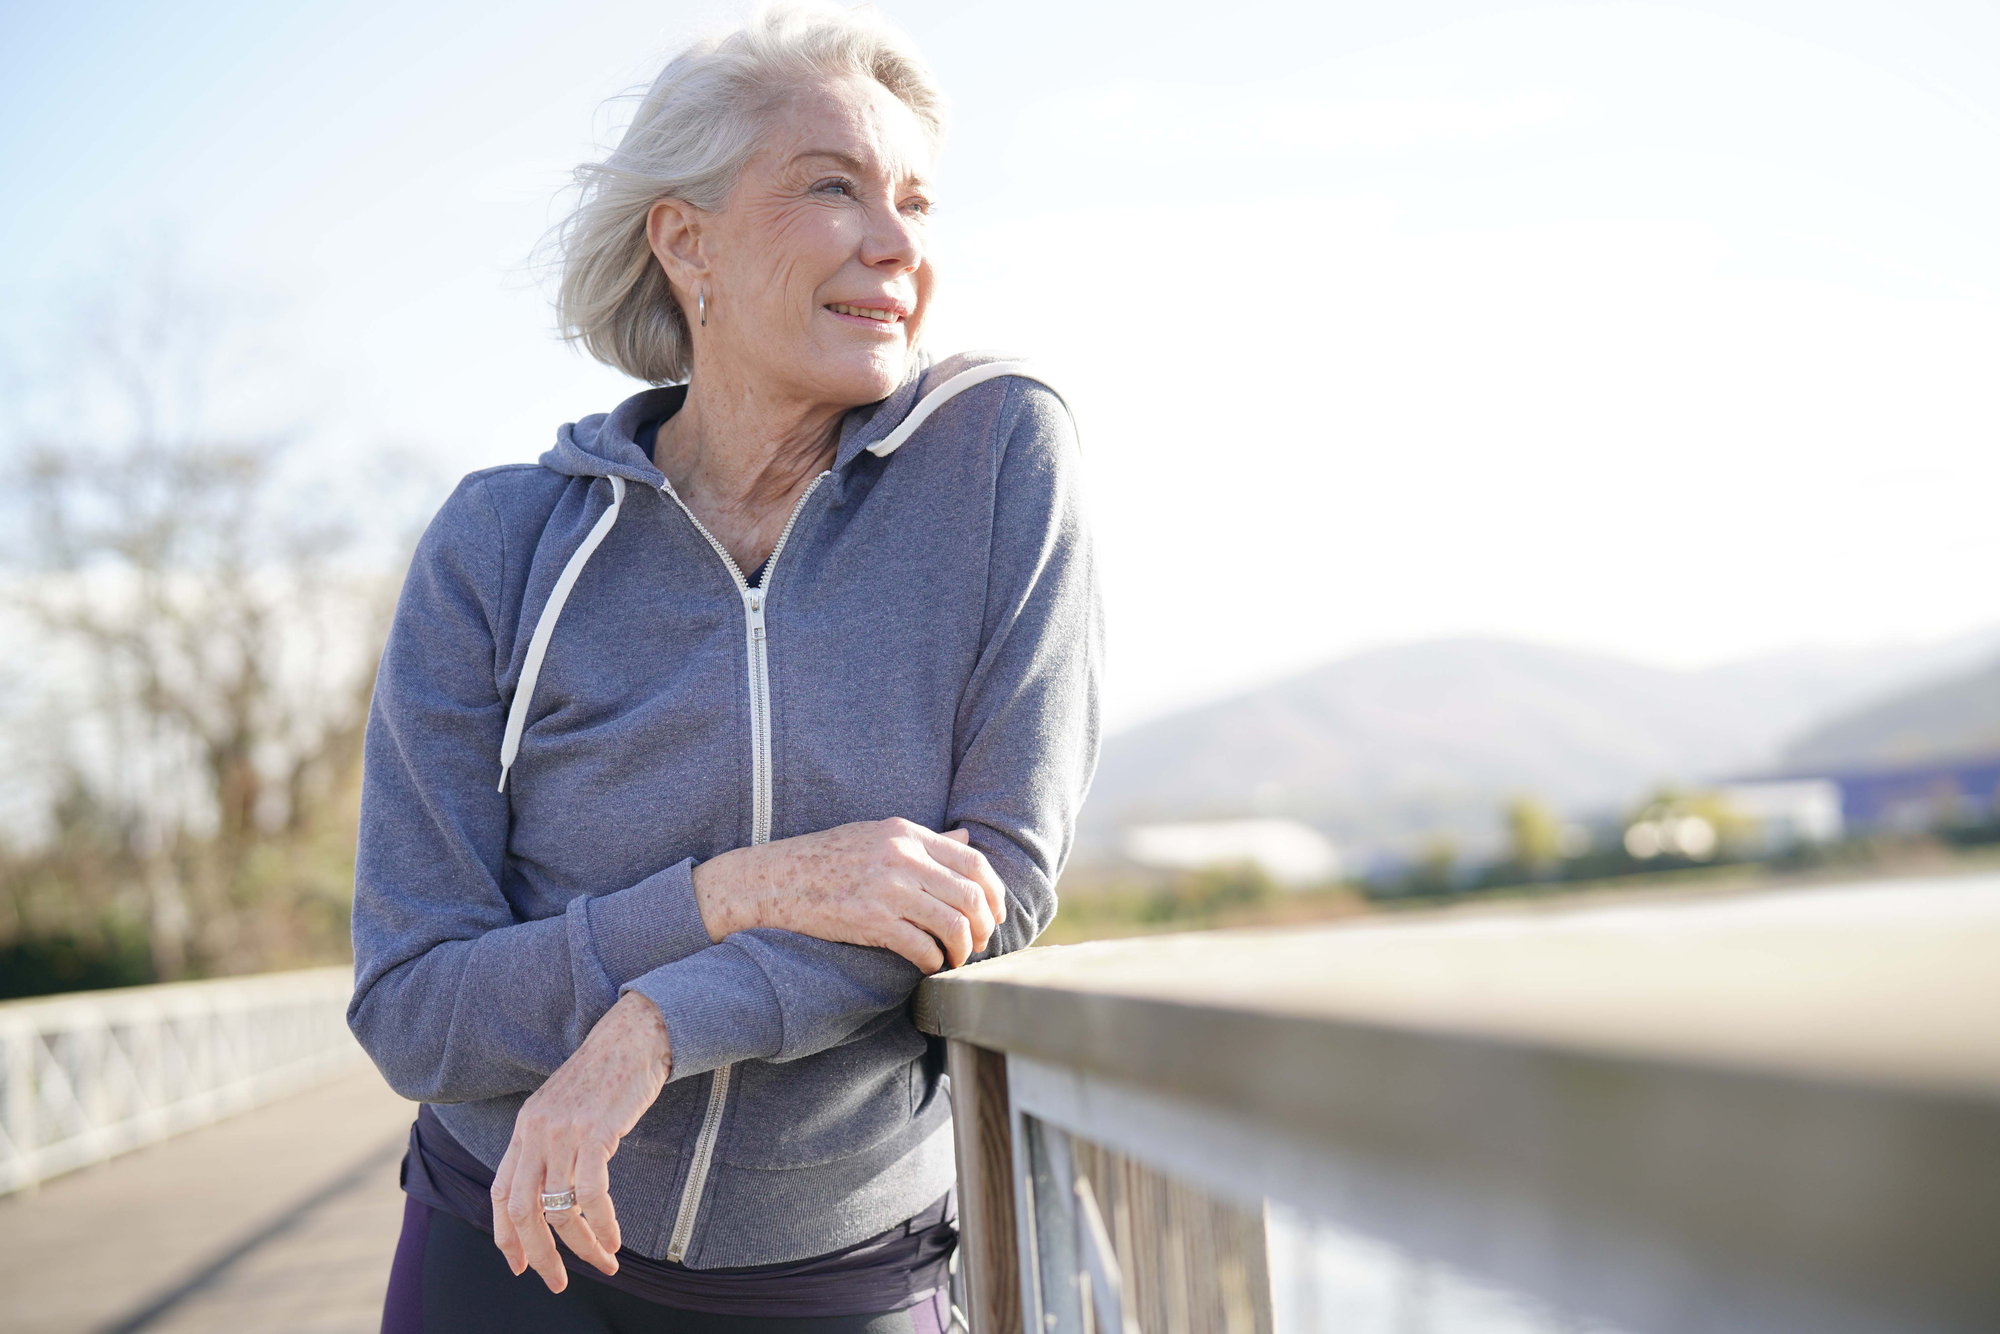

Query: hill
[[1081, 630, 2000, 861], [1781, 657, 2000, 771]]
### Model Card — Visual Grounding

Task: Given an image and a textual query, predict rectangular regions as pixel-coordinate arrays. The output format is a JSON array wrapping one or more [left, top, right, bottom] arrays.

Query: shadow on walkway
[[101, 1134, 407, 1334], [0, 1069, 416, 1334]]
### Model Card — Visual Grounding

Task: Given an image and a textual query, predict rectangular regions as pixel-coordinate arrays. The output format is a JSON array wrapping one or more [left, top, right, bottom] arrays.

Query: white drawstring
[[497, 474, 626, 792], [866, 361, 1068, 457]]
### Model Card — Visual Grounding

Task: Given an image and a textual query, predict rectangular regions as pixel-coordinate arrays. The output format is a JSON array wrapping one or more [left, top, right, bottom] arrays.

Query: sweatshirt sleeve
[[346, 474, 718, 1104], [946, 382, 1103, 957], [621, 381, 1103, 1080]]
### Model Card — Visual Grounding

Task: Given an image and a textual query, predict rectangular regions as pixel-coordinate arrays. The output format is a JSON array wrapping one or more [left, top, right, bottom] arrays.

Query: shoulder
[[997, 377, 1075, 462], [915, 357, 1088, 555], [916, 351, 1078, 466], [461, 462, 572, 519], [423, 464, 569, 552]]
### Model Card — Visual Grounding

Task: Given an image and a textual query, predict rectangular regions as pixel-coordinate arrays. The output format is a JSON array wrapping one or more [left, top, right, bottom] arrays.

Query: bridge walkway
[[0, 1070, 415, 1334]]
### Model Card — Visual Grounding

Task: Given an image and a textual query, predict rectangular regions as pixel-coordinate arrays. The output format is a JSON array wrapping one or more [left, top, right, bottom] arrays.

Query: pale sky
[[4, 0, 1997, 729]]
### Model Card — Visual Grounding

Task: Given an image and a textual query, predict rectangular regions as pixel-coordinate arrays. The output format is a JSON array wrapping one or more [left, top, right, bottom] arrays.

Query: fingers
[[910, 867, 992, 956], [969, 857, 1007, 930], [549, 1211, 615, 1279], [909, 857, 997, 957], [926, 828, 1009, 929], [505, 1139, 568, 1293], [880, 822, 1006, 960], [947, 881, 989, 960], [764, 818, 1012, 967], [901, 888, 976, 969], [539, 1143, 613, 1278], [882, 919, 947, 974], [560, 1141, 621, 1275], [549, 1205, 616, 1276], [490, 1141, 522, 1275]]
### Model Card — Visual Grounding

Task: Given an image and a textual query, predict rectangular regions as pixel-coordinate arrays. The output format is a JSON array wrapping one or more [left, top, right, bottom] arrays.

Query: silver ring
[[540, 1188, 576, 1213]]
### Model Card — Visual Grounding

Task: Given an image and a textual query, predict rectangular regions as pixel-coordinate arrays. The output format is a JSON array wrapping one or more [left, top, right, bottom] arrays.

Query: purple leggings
[[383, 1198, 950, 1334]]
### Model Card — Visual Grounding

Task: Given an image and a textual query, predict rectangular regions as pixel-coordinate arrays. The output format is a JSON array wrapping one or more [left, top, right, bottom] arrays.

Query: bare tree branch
[[0, 262, 408, 981]]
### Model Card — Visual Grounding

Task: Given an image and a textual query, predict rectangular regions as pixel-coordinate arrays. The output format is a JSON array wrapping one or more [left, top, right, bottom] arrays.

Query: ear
[[646, 198, 708, 294]]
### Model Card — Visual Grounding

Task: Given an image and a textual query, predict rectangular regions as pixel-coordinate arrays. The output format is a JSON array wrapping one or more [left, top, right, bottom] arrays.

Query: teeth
[[830, 303, 896, 321]]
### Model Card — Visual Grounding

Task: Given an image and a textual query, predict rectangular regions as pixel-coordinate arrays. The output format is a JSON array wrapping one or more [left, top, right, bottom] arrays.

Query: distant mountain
[[1781, 657, 2000, 772], [1081, 630, 2000, 860]]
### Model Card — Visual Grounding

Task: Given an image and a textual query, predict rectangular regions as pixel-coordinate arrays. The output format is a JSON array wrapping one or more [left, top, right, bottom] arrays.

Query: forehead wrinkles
[[761, 78, 934, 186]]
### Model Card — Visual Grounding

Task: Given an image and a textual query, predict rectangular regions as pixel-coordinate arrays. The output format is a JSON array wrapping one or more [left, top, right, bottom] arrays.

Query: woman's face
[[683, 76, 937, 409]]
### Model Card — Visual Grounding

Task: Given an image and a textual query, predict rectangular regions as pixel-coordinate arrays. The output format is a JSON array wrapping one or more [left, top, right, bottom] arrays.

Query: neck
[[651, 358, 848, 575], [657, 364, 843, 510]]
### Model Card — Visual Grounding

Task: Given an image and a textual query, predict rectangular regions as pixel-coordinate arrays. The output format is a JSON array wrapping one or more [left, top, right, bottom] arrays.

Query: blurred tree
[[1402, 834, 1460, 897], [1624, 788, 1757, 864], [0, 264, 404, 984], [1504, 795, 1566, 877]]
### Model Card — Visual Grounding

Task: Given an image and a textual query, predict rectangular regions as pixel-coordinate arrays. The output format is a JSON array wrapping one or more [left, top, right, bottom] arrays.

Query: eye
[[814, 177, 855, 198], [901, 194, 935, 217]]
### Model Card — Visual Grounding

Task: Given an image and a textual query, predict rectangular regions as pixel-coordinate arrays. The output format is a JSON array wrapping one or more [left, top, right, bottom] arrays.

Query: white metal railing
[[0, 965, 361, 1194]]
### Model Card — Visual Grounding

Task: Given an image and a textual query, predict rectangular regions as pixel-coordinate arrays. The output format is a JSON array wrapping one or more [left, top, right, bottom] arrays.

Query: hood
[[536, 349, 1052, 484], [539, 383, 686, 486]]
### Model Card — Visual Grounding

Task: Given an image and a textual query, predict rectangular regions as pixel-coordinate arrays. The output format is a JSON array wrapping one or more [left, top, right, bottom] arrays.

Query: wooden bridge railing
[[916, 875, 2000, 1334]]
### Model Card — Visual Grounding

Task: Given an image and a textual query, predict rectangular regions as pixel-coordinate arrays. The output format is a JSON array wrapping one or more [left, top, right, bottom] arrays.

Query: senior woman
[[347, 7, 1099, 1332]]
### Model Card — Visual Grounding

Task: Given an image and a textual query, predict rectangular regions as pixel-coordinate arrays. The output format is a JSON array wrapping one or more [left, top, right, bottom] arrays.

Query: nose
[[858, 197, 922, 275]]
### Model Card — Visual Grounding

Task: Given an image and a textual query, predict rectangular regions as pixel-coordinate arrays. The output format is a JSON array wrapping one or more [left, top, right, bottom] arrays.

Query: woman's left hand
[[490, 990, 672, 1293]]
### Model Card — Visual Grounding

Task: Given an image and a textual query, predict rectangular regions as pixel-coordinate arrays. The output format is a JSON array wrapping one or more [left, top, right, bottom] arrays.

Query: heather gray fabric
[[349, 350, 1101, 1269]]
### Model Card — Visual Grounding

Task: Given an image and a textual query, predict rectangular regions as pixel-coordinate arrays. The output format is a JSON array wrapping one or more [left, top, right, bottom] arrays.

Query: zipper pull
[[744, 587, 766, 638]]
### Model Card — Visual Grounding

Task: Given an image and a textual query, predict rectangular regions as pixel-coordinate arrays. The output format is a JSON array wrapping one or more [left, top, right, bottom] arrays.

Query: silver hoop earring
[[698, 289, 706, 327]]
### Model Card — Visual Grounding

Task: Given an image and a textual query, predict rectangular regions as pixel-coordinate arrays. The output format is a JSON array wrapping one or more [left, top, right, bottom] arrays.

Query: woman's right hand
[[692, 819, 1005, 973]]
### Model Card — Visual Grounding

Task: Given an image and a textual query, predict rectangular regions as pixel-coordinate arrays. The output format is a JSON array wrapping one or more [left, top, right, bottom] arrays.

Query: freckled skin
[[491, 990, 665, 1292], [490, 76, 1008, 1294], [705, 819, 1005, 973]]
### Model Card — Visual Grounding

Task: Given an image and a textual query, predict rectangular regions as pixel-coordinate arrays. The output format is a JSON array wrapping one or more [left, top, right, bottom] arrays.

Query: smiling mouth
[[825, 302, 906, 324]]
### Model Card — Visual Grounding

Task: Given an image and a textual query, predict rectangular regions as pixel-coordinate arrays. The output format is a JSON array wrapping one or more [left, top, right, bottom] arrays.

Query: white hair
[[554, 4, 946, 385]]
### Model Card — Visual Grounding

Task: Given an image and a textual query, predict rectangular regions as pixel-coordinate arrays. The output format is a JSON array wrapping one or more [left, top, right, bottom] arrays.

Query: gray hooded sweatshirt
[[348, 351, 1101, 1270]]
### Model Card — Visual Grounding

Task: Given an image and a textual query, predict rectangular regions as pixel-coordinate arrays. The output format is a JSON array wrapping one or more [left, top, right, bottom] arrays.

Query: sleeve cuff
[[584, 858, 714, 986], [622, 942, 784, 1082]]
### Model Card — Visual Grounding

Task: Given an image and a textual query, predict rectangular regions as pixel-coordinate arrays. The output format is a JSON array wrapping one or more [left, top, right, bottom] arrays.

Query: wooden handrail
[[918, 874, 2000, 1101], [918, 874, 2000, 1334]]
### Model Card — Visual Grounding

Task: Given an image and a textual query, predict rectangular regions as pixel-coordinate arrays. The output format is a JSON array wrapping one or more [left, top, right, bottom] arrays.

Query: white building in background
[[1715, 779, 1846, 851], [1121, 818, 1341, 888]]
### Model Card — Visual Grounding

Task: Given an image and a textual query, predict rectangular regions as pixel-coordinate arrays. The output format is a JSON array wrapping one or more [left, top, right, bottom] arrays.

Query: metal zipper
[[745, 586, 773, 845], [664, 1062, 729, 1262], [656, 468, 830, 1263]]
